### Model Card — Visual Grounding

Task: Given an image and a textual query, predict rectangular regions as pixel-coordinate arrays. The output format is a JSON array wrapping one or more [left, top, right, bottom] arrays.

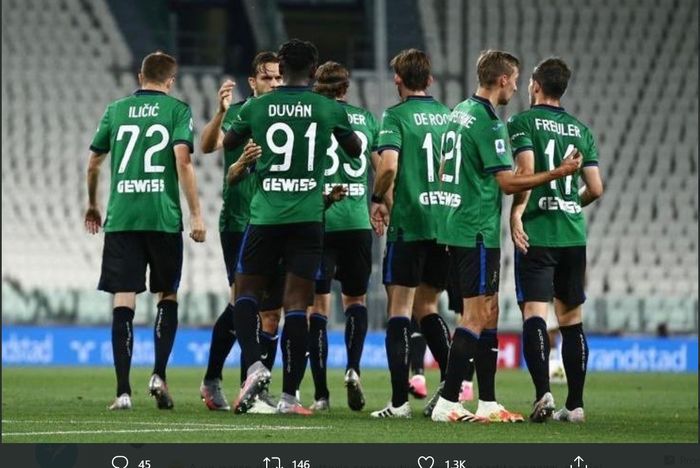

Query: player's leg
[[432, 288, 489, 422], [110, 292, 137, 410], [246, 306, 282, 414], [308, 293, 331, 410], [446, 260, 473, 401], [98, 231, 147, 410], [514, 247, 557, 421], [552, 246, 588, 423], [241, 270, 283, 381], [277, 272, 315, 415], [259, 308, 282, 372], [201, 231, 243, 411], [413, 284, 451, 416], [340, 293, 368, 411], [416, 241, 452, 416], [231, 225, 278, 413], [146, 231, 184, 410], [370, 283, 414, 419], [277, 222, 323, 415], [370, 239, 420, 418], [307, 234, 336, 410], [408, 316, 428, 398], [434, 244, 522, 422], [335, 229, 372, 411]]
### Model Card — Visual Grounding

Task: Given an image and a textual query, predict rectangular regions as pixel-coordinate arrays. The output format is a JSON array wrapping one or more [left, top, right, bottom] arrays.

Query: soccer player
[[508, 57, 603, 423], [85, 51, 205, 410], [306, 61, 380, 412], [223, 39, 362, 414], [430, 50, 581, 423], [198, 52, 283, 414], [368, 49, 453, 419]]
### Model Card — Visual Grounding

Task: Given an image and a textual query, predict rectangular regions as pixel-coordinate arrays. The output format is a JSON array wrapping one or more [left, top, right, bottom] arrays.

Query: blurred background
[[2, 0, 697, 371]]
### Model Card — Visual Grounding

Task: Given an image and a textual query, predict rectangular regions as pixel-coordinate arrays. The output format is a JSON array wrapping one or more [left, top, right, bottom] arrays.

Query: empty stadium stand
[[1, 0, 697, 332]]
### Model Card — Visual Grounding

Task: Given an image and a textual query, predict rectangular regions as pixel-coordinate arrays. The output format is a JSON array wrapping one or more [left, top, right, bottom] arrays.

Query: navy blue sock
[[443, 327, 479, 402], [260, 329, 279, 371], [153, 300, 178, 381], [309, 313, 329, 400], [344, 304, 368, 374], [420, 313, 452, 381], [112, 307, 135, 396], [560, 322, 588, 410], [476, 328, 498, 402], [204, 303, 236, 381], [409, 316, 426, 375], [281, 311, 308, 396], [385, 316, 410, 407], [523, 316, 551, 400], [231, 296, 261, 371]]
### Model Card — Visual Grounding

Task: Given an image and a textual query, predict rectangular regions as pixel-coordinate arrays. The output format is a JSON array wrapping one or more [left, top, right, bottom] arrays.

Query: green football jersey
[[90, 89, 194, 233], [377, 96, 451, 242], [323, 101, 378, 232], [219, 99, 256, 233], [507, 104, 599, 247], [437, 95, 514, 248], [228, 86, 354, 225]]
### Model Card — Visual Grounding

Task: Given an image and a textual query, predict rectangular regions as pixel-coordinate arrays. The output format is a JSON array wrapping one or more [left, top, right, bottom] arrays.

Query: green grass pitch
[[2, 367, 697, 443]]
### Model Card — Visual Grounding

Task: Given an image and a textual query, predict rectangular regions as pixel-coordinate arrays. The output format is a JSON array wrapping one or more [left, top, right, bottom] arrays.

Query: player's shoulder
[[506, 109, 532, 127], [343, 101, 375, 118], [166, 94, 191, 110], [224, 98, 249, 116], [431, 98, 451, 114], [563, 110, 593, 135]]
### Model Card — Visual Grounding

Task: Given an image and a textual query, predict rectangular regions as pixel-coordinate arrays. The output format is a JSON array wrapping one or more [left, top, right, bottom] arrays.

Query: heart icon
[[417, 455, 435, 468]]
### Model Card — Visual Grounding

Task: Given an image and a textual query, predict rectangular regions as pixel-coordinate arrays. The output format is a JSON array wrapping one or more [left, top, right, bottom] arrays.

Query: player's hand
[[557, 148, 582, 177], [218, 79, 236, 114], [189, 215, 206, 243], [510, 216, 529, 254], [328, 184, 348, 203], [240, 139, 262, 166], [370, 202, 390, 237], [84, 206, 102, 234]]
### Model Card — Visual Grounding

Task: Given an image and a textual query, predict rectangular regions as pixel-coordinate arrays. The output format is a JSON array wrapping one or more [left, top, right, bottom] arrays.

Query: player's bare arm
[[84, 151, 107, 234], [222, 127, 250, 151], [324, 184, 348, 210], [336, 130, 363, 158], [226, 139, 262, 185], [495, 147, 582, 195], [510, 149, 535, 253], [370, 149, 397, 236], [579, 165, 604, 207], [175, 144, 206, 242], [200, 80, 235, 153]]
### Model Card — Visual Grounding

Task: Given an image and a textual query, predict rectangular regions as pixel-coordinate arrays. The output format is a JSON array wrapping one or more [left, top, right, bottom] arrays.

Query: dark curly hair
[[277, 39, 319, 81]]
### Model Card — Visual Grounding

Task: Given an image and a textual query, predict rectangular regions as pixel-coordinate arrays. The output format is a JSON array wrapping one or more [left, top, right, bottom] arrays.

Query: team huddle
[[85, 38, 603, 424]]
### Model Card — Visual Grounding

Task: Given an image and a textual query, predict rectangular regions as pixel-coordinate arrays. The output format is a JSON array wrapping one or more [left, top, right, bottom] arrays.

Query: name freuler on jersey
[[534, 118, 581, 137]]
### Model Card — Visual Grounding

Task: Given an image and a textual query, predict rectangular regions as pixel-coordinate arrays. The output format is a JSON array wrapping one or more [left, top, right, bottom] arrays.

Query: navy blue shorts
[[448, 241, 500, 298], [315, 229, 372, 296], [221, 230, 284, 310], [514, 246, 586, 306], [382, 239, 448, 289], [98, 231, 182, 294]]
